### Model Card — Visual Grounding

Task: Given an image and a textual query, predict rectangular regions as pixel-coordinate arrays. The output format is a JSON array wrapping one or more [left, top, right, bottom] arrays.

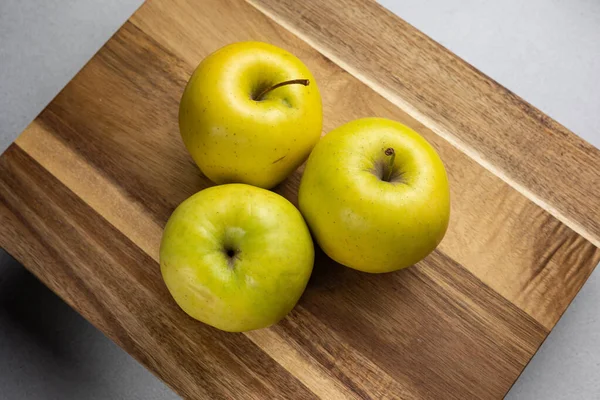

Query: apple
[[179, 41, 322, 189], [298, 118, 450, 273], [160, 184, 314, 332]]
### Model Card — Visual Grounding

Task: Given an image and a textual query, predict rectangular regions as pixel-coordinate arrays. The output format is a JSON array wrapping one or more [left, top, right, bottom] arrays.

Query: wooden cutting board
[[2, 0, 599, 398]]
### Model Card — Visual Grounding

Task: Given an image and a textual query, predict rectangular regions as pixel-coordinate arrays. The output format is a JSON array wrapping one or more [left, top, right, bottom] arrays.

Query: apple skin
[[298, 118, 450, 273], [160, 184, 314, 332], [179, 41, 322, 189]]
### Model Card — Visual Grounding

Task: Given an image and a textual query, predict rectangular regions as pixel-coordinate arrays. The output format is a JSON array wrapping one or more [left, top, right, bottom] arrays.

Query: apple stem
[[384, 148, 395, 182], [254, 79, 310, 101]]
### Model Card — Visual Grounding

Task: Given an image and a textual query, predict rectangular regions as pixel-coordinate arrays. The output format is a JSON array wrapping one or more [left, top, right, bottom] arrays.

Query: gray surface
[[1, 0, 599, 398], [378, 0, 600, 398]]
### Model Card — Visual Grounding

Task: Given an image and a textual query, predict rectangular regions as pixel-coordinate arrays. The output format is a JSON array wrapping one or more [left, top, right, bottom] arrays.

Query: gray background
[[0, 0, 599, 398]]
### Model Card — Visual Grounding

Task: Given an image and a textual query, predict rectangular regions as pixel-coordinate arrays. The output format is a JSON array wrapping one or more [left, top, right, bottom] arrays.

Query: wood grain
[[0, 137, 547, 399], [246, 0, 600, 248], [130, 0, 598, 329], [1, 0, 599, 398]]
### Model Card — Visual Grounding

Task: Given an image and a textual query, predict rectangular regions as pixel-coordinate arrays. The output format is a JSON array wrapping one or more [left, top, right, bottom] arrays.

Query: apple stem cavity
[[254, 79, 310, 101], [384, 148, 395, 182], [225, 247, 239, 269]]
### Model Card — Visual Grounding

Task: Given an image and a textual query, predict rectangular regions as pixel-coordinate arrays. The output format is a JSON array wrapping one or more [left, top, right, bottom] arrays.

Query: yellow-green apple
[[160, 184, 314, 332], [299, 118, 450, 273], [179, 41, 322, 189]]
